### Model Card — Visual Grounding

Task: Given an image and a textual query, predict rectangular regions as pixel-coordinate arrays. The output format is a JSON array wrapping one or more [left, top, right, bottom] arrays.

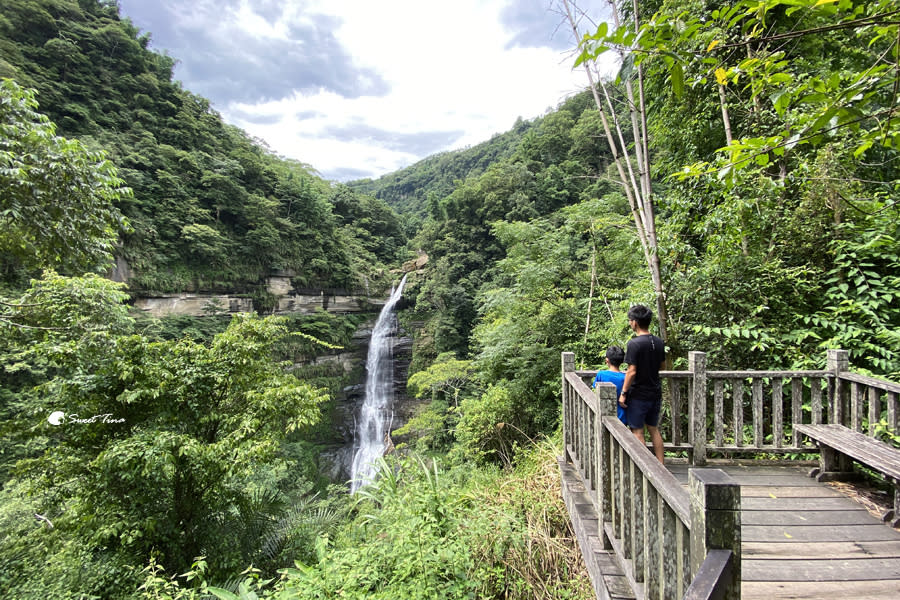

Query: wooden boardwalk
[[667, 463, 900, 599]]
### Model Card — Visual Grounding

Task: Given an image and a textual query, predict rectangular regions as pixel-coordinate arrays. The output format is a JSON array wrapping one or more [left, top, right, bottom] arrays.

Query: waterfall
[[350, 274, 407, 493]]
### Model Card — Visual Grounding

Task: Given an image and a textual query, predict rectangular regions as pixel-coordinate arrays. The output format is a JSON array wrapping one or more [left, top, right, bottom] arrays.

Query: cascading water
[[349, 274, 407, 493]]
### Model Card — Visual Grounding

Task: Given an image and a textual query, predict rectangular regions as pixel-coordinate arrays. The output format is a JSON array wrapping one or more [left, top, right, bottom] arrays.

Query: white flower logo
[[48, 411, 65, 426]]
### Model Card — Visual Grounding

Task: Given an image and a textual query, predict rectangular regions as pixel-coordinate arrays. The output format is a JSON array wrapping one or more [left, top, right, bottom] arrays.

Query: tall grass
[[276, 434, 592, 599]]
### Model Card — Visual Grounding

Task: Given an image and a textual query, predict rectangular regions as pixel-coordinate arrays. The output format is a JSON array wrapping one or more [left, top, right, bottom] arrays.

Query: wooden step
[[559, 457, 636, 600]]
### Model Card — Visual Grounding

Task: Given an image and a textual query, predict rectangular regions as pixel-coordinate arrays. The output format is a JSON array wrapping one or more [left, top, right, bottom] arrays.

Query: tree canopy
[[0, 79, 129, 276], [2, 1, 900, 598], [0, 0, 406, 293]]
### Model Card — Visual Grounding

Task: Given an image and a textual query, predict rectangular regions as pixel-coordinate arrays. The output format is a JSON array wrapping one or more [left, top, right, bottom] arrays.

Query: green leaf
[[771, 89, 790, 115], [207, 587, 240, 600], [596, 22, 609, 39], [827, 72, 841, 89], [618, 53, 635, 83], [853, 139, 874, 158], [670, 62, 684, 98], [769, 73, 792, 85], [574, 50, 590, 68]]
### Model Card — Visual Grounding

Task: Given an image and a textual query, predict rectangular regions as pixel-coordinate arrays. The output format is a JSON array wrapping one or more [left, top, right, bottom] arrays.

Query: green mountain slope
[[0, 0, 403, 294], [346, 118, 534, 221]]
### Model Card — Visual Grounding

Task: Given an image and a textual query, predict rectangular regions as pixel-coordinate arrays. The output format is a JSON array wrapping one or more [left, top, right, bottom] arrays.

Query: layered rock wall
[[124, 255, 428, 319], [133, 291, 382, 318]]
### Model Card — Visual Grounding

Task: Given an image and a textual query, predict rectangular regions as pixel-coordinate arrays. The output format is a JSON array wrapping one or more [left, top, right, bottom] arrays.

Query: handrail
[[604, 414, 690, 523], [562, 352, 741, 600], [839, 371, 900, 394], [563, 348, 900, 600], [566, 371, 597, 411], [582, 369, 833, 379], [578, 349, 900, 458], [683, 550, 734, 600], [577, 369, 695, 379]]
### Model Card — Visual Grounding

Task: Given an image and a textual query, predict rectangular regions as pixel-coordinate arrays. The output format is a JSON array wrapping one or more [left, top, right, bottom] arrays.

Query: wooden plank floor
[[668, 463, 900, 599], [559, 458, 635, 600]]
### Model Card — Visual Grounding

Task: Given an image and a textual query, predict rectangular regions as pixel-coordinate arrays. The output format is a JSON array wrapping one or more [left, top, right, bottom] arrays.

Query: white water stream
[[349, 275, 407, 493]]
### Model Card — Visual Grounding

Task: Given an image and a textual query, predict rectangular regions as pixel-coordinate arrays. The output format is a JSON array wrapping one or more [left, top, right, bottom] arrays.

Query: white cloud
[[120, 0, 617, 181], [223, 1, 585, 179]]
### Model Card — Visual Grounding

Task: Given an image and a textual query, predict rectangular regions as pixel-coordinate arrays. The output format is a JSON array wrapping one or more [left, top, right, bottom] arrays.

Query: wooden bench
[[794, 423, 900, 527]]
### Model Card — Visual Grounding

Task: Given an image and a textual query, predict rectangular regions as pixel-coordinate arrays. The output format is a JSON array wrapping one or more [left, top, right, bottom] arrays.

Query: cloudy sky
[[117, 0, 613, 181]]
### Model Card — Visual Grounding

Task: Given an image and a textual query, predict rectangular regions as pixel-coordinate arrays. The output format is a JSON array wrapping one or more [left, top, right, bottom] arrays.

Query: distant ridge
[[346, 117, 536, 220]]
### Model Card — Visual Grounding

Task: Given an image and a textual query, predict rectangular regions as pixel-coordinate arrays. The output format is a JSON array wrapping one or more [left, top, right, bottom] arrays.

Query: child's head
[[606, 346, 625, 367], [627, 304, 653, 330]]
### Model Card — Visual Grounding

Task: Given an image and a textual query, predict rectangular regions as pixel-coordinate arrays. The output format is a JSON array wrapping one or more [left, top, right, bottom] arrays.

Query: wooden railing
[[830, 350, 900, 436], [563, 353, 740, 600], [562, 348, 900, 600], [576, 349, 899, 465]]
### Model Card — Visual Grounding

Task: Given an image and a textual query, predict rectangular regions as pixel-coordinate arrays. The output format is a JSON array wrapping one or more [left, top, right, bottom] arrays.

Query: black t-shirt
[[624, 334, 665, 402]]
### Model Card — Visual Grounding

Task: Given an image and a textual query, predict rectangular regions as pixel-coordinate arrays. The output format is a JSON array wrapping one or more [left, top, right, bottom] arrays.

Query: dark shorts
[[625, 397, 661, 429]]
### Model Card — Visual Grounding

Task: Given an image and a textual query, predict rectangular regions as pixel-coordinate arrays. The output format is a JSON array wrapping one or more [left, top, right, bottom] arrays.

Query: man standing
[[619, 304, 666, 463]]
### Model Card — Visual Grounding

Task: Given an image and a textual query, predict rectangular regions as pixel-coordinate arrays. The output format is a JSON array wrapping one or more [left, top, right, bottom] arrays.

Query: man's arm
[[620, 364, 637, 407]]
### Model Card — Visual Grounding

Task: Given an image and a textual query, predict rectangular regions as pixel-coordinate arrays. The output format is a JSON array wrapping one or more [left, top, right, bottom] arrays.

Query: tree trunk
[[562, 0, 670, 343], [718, 83, 734, 146], [582, 242, 597, 355]]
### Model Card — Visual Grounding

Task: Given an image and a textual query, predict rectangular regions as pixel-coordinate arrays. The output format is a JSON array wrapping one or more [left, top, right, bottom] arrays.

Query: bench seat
[[794, 423, 900, 527]]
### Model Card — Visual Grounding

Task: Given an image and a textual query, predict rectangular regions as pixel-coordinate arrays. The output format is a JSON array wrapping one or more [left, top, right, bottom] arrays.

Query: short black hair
[[606, 346, 625, 367], [627, 304, 653, 329]]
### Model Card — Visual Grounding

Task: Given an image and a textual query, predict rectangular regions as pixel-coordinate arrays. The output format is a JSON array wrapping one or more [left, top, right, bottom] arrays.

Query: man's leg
[[647, 425, 664, 464], [631, 427, 645, 448]]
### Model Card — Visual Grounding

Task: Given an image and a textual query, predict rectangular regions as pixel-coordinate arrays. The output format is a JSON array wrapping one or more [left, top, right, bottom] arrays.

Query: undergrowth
[[136, 435, 593, 600]]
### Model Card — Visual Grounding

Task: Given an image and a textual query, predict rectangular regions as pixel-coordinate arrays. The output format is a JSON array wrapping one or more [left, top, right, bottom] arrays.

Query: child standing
[[593, 346, 627, 424]]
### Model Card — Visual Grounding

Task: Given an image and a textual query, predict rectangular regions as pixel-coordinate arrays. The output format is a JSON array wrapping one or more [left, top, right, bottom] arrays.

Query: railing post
[[595, 382, 616, 550], [827, 349, 848, 426], [690, 351, 708, 466], [562, 352, 575, 460], [690, 469, 741, 600]]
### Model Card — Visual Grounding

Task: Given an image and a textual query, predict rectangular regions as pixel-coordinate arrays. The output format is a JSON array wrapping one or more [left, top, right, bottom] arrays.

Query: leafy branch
[[0, 316, 66, 331], [717, 10, 900, 49], [675, 106, 900, 182]]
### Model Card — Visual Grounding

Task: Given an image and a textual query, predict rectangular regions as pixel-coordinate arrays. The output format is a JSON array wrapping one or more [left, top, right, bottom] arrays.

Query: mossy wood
[[563, 349, 900, 600], [562, 352, 740, 600]]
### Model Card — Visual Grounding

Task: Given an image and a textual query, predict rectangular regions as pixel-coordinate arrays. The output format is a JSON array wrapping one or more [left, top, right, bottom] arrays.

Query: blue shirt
[[593, 370, 626, 423]]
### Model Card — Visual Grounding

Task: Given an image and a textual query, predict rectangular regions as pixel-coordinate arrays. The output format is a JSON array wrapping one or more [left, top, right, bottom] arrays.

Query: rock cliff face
[[133, 290, 382, 318], [125, 259, 428, 319], [132, 294, 255, 316], [125, 263, 429, 485]]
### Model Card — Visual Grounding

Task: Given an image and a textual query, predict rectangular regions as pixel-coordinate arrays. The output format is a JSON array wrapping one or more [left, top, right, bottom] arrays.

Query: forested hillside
[[0, 70, 386, 596], [0, 1, 413, 597], [356, 0, 900, 499], [347, 117, 535, 223], [0, 0, 404, 294]]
